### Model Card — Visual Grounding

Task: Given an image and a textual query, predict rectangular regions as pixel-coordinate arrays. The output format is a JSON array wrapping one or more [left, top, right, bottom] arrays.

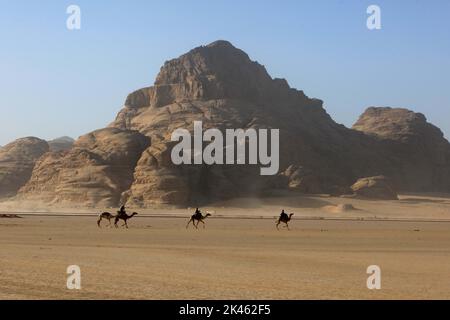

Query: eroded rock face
[[18, 128, 150, 207], [351, 176, 399, 200], [0, 137, 49, 198]]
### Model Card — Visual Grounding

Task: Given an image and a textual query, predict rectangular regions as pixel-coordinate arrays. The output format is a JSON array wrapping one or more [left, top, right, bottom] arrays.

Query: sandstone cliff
[[18, 128, 149, 207], [0, 137, 49, 198]]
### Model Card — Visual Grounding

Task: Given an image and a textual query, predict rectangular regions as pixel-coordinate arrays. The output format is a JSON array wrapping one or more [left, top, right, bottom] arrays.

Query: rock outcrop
[[280, 165, 323, 193], [350, 175, 399, 200], [0, 137, 49, 198], [18, 128, 149, 207], [353, 107, 450, 192]]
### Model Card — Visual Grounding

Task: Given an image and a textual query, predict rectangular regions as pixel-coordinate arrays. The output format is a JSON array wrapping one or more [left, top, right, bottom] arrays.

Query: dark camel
[[97, 212, 115, 228], [276, 210, 294, 230], [186, 208, 211, 229], [114, 207, 138, 228]]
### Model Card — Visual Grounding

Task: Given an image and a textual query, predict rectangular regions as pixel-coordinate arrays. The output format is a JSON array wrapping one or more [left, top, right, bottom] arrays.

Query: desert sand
[[1, 194, 450, 300]]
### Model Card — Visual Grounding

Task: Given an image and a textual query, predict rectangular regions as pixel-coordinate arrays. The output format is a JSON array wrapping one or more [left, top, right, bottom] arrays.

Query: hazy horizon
[[1, 0, 449, 145]]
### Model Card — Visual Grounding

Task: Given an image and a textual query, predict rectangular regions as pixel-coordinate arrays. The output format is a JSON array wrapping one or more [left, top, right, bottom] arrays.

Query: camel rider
[[118, 205, 126, 215], [194, 208, 201, 218], [280, 209, 287, 218]]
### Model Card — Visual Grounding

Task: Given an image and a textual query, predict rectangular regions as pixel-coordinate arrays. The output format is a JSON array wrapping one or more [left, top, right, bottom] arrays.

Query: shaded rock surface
[[351, 175, 399, 200], [0, 137, 49, 198], [47, 136, 75, 152]]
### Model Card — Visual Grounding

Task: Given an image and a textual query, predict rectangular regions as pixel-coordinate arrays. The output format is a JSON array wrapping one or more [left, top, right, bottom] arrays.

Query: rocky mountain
[[0, 137, 49, 198], [9, 40, 450, 207], [109, 40, 386, 206]]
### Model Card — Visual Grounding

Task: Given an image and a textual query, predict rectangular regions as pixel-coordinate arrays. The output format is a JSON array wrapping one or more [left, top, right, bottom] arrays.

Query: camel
[[114, 211, 138, 228], [186, 209, 211, 229], [97, 212, 115, 228], [276, 210, 294, 230]]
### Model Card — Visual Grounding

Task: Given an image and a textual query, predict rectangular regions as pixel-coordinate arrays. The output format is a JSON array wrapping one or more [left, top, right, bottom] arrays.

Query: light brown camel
[[97, 212, 115, 228], [114, 211, 138, 228], [276, 210, 294, 230], [186, 209, 211, 229]]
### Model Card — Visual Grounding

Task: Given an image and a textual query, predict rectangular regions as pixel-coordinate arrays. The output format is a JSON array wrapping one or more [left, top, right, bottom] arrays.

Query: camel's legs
[[197, 219, 206, 229], [286, 222, 290, 230], [97, 217, 102, 228], [124, 220, 129, 228], [186, 218, 193, 229], [276, 221, 280, 230]]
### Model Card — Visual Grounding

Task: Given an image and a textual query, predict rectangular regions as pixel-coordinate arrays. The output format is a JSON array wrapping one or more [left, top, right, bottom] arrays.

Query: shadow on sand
[[211, 190, 333, 209], [399, 198, 450, 204]]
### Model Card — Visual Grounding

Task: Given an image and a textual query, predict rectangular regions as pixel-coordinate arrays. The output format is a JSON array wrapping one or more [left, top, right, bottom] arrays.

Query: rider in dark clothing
[[118, 205, 126, 216]]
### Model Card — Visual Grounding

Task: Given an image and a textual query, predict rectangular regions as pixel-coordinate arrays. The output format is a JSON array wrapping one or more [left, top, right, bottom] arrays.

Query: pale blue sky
[[0, 0, 449, 145]]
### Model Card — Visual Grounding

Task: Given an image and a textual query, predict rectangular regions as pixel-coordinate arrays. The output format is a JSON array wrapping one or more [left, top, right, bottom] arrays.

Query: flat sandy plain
[[1, 194, 450, 299]]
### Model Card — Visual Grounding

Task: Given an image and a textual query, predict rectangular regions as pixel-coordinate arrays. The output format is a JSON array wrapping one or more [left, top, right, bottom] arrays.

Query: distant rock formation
[[353, 107, 450, 192], [47, 136, 75, 152], [0, 137, 49, 198], [8, 41, 450, 207]]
